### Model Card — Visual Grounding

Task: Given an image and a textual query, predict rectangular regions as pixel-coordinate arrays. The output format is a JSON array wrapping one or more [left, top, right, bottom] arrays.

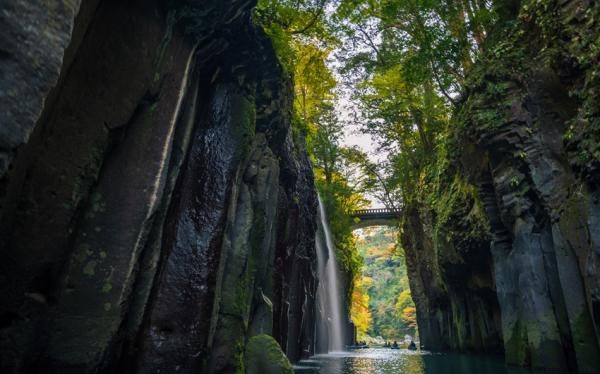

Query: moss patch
[[571, 312, 600, 373], [244, 334, 294, 374], [504, 320, 530, 367]]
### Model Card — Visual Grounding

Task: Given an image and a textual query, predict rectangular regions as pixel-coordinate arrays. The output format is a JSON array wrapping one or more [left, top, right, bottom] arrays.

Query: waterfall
[[316, 195, 346, 352]]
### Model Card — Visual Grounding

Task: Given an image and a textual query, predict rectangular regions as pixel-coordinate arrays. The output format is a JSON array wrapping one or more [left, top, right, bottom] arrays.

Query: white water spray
[[316, 196, 346, 352]]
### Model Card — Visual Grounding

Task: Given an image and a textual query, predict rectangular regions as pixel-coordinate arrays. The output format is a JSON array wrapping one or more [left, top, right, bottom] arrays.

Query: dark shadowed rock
[[0, 0, 317, 373], [0, 0, 81, 178]]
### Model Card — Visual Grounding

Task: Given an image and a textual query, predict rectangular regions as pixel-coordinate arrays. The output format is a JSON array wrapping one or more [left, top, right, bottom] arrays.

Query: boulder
[[245, 334, 294, 374]]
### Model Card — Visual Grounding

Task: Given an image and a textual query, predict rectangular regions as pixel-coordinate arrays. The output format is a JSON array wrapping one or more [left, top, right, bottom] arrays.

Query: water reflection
[[295, 349, 553, 374]]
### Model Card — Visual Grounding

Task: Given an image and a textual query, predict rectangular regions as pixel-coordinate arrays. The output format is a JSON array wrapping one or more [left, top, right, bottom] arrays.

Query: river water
[[294, 348, 550, 374]]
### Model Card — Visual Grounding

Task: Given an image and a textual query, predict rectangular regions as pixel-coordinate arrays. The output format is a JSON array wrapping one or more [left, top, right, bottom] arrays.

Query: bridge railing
[[351, 208, 402, 216]]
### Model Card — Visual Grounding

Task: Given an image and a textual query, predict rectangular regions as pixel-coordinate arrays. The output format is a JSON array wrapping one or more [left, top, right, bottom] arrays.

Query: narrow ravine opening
[[350, 226, 417, 347]]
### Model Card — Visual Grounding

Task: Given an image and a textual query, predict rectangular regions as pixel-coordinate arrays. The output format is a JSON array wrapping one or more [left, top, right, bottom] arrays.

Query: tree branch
[[290, 0, 327, 35], [356, 24, 386, 66]]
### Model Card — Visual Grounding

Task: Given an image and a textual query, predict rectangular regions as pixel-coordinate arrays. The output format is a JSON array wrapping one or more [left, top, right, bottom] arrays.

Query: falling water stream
[[316, 196, 345, 352]]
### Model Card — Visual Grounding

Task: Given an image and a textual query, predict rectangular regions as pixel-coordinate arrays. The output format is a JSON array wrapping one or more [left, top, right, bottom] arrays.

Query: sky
[[339, 105, 387, 208]]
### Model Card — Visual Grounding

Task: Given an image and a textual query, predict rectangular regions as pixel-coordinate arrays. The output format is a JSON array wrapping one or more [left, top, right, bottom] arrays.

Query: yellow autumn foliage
[[351, 275, 372, 336], [402, 307, 417, 329]]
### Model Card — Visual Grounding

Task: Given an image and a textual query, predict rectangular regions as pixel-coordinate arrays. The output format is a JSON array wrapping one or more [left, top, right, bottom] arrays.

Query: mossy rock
[[244, 334, 294, 374]]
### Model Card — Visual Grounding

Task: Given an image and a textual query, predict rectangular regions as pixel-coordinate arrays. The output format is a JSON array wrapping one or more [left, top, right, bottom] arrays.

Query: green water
[[294, 349, 558, 374]]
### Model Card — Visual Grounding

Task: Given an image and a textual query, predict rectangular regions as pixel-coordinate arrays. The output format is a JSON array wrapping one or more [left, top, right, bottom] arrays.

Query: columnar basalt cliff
[[401, 184, 503, 355], [0, 1, 317, 373], [457, 0, 600, 371], [401, 0, 600, 372]]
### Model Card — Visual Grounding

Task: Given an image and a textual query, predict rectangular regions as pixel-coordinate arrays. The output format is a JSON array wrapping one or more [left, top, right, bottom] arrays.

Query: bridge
[[350, 208, 402, 229]]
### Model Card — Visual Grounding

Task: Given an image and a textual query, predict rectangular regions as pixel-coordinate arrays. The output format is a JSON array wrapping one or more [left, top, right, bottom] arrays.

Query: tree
[[329, 0, 496, 207], [396, 289, 417, 330], [351, 275, 373, 337]]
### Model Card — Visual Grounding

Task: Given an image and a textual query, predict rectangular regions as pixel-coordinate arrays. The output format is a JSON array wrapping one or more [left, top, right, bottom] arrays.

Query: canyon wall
[[403, 0, 600, 372], [401, 182, 503, 355], [457, 0, 600, 371], [0, 0, 317, 373]]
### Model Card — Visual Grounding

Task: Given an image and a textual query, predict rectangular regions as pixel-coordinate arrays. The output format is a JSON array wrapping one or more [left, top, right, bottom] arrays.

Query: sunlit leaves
[[294, 44, 337, 124], [331, 0, 495, 207], [351, 275, 373, 336]]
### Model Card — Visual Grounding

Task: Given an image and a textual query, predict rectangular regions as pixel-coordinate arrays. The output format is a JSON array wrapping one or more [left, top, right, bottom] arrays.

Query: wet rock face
[[401, 199, 503, 355], [0, 0, 317, 373], [455, 0, 600, 372], [0, 0, 82, 177]]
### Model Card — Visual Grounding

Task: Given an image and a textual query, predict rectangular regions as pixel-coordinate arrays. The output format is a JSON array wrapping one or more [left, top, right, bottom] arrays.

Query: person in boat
[[391, 340, 399, 349], [408, 340, 417, 350]]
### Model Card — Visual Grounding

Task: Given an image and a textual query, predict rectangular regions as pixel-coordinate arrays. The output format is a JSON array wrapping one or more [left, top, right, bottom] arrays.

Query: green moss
[[234, 266, 251, 320], [101, 283, 112, 293], [504, 320, 530, 366], [91, 192, 105, 213], [430, 171, 490, 265], [571, 312, 600, 373], [72, 243, 91, 266], [461, 0, 600, 186], [231, 94, 257, 156], [82, 260, 97, 276], [235, 340, 246, 374], [244, 334, 294, 374]]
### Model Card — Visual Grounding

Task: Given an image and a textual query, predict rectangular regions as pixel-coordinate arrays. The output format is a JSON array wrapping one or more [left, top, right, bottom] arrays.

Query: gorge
[[1, 0, 600, 373]]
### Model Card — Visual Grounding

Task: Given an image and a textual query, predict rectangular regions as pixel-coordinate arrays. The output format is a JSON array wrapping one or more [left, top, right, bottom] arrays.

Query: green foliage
[[555, 2, 600, 184], [351, 271, 372, 337], [329, 2, 500, 343], [254, 0, 337, 72], [331, 0, 497, 211], [456, 0, 600, 188], [255, 0, 367, 286], [395, 289, 417, 331], [353, 227, 417, 340]]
